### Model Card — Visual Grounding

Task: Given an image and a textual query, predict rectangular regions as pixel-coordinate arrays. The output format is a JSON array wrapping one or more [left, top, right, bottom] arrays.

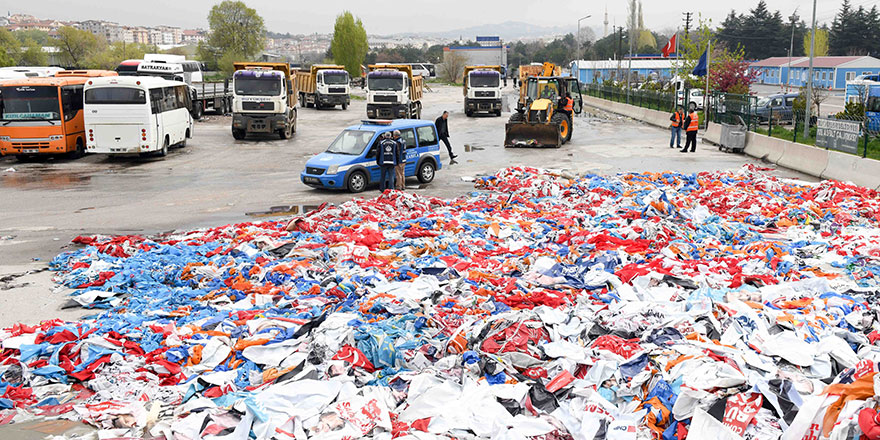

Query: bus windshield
[[326, 129, 373, 155], [235, 77, 282, 96], [85, 87, 147, 105], [0, 85, 61, 121], [323, 73, 349, 85], [368, 76, 403, 91]]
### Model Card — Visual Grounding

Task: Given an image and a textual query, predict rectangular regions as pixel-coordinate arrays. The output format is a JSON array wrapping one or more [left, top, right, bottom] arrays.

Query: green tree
[[14, 30, 50, 46], [17, 37, 48, 66], [330, 11, 369, 78], [54, 26, 101, 68], [804, 28, 829, 57], [84, 42, 158, 70], [197, 1, 266, 69], [0, 29, 19, 67], [830, 1, 880, 55], [716, 1, 791, 59], [672, 17, 714, 89]]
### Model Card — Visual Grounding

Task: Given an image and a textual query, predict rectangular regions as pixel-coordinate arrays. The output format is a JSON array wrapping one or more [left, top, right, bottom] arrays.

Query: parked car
[[301, 119, 442, 193], [753, 93, 799, 124]]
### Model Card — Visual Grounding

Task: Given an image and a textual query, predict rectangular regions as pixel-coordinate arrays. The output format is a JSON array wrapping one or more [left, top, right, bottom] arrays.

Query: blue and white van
[[301, 119, 443, 193]]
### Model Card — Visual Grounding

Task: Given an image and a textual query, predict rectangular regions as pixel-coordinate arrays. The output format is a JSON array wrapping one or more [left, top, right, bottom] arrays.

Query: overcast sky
[[5, 0, 858, 36]]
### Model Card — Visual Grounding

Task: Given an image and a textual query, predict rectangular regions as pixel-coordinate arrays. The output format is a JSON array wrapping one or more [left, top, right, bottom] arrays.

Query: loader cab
[[523, 77, 583, 114]]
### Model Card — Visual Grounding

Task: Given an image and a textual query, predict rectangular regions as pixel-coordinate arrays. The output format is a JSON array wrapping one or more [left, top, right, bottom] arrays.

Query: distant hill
[[392, 21, 582, 41]]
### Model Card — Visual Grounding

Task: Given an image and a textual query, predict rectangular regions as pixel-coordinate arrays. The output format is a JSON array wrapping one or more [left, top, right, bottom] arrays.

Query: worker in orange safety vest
[[669, 105, 684, 149], [680, 103, 699, 153]]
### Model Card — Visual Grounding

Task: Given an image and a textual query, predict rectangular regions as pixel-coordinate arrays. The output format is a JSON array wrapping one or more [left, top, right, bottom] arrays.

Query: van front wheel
[[417, 161, 435, 183], [346, 171, 367, 193]]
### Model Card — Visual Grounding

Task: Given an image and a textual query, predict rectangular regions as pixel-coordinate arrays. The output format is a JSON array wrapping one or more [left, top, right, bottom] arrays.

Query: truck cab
[[231, 63, 297, 140], [300, 119, 442, 193], [366, 65, 423, 119], [315, 69, 350, 107], [297, 66, 351, 110], [464, 66, 503, 117]]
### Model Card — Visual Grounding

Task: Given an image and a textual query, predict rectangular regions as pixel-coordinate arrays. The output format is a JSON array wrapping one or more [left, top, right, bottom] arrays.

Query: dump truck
[[505, 69, 583, 148], [463, 66, 503, 117], [295, 65, 351, 110], [366, 65, 423, 119], [231, 62, 298, 140]]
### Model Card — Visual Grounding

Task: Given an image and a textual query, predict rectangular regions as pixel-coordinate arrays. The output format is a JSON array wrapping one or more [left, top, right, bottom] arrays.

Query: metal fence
[[583, 84, 677, 113]]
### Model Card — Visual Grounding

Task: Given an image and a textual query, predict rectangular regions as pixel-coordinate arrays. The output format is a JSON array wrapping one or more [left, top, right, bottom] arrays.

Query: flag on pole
[[661, 34, 677, 58], [692, 47, 709, 77]]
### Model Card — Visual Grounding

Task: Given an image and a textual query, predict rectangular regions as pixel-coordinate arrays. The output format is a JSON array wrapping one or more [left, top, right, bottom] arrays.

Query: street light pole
[[787, 7, 799, 92], [804, 0, 817, 139], [577, 15, 592, 61]]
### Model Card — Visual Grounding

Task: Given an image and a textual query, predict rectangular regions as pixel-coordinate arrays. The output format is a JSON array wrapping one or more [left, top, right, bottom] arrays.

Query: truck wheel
[[417, 160, 435, 183], [232, 129, 245, 140], [279, 123, 292, 140], [193, 102, 203, 120], [346, 170, 367, 193], [495, 109, 502, 117], [465, 108, 474, 117], [342, 103, 348, 110], [291, 109, 297, 134]]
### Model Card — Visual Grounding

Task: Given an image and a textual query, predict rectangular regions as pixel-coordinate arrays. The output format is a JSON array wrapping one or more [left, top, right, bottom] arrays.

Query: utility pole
[[787, 8, 799, 92], [627, 5, 635, 104], [617, 26, 623, 81], [683, 12, 693, 39], [804, 0, 816, 139]]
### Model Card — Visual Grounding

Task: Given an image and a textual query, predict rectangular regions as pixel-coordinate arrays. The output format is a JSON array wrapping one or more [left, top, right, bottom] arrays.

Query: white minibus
[[84, 76, 193, 157]]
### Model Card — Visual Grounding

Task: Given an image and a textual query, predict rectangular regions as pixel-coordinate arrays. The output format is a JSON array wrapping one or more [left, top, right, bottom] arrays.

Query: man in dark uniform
[[376, 132, 398, 190], [435, 111, 456, 160], [393, 129, 407, 191]]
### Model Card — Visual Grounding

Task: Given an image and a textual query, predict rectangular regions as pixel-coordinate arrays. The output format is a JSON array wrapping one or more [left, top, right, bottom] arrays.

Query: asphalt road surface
[[0, 84, 811, 331]]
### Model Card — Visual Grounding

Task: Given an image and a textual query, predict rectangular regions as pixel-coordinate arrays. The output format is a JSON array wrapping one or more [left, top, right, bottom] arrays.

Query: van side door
[[415, 125, 439, 175], [398, 128, 417, 176]]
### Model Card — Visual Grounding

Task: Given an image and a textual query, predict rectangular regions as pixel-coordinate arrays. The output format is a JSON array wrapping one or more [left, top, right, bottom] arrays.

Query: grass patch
[[351, 95, 366, 101]]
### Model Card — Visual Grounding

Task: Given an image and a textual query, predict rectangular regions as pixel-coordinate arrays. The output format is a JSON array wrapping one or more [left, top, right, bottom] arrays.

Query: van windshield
[[757, 97, 770, 107], [0, 85, 61, 121], [235, 77, 282, 96], [326, 129, 373, 155]]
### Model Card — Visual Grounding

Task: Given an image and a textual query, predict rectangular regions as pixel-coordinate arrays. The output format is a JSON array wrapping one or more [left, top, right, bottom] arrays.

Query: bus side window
[[150, 88, 163, 114], [175, 86, 187, 110]]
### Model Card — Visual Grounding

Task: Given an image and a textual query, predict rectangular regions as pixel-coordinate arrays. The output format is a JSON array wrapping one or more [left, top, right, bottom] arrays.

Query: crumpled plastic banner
[[0, 164, 879, 439]]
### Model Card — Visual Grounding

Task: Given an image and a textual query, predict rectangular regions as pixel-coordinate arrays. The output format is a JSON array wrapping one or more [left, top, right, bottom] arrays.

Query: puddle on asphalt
[[245, 204, 322, 218], [1, 169, 91, 189]]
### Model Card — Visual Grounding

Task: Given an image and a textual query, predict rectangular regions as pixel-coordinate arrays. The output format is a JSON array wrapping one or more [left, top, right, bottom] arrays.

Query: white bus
[[84, 77, 192, 157]]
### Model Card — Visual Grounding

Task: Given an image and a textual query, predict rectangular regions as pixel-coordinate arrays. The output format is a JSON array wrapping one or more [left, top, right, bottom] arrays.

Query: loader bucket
[[504, 122, 562, 148]]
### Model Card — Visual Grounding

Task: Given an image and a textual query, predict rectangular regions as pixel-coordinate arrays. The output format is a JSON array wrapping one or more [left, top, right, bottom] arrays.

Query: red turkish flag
[[662, 34, 677, 58]]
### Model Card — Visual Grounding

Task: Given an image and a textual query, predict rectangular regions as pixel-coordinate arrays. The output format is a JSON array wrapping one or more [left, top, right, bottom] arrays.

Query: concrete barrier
[[776, 141, 830, 178], [704, 122, 722, 145], [744, 132, 786, 164], [822, 150, 880, 190]]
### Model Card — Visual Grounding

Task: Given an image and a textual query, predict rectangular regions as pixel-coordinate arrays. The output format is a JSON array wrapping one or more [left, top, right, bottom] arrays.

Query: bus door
[[149, 88, 166, 148], [60, 85, 84, 151]]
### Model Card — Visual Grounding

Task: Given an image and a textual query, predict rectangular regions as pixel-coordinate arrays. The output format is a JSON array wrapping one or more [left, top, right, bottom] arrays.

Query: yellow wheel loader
[[504, 71, 583, 148]]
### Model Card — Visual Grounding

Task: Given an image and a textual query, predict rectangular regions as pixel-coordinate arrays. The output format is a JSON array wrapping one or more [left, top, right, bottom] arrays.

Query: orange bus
[[0, 70, 117, 158]]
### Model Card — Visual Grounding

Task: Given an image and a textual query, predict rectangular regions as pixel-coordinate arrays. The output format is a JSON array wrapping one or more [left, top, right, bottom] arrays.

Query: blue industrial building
[[750, 56, 880, 90], [570, 59, 676, 84]]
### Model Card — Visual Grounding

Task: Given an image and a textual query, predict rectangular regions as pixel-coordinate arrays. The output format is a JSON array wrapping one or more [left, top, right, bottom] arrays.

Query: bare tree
[[441, 52, 467, 83], [811, 87, 829, 118]]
